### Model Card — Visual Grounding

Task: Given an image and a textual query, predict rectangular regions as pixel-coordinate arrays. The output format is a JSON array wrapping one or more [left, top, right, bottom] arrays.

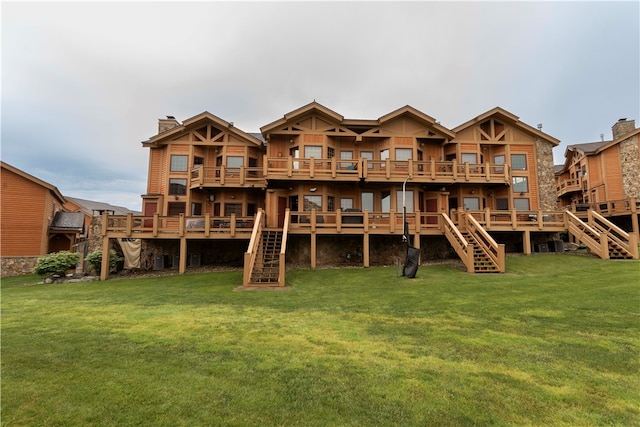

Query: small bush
[[86, 249, 123, 275], [34, 251, 80, 277]]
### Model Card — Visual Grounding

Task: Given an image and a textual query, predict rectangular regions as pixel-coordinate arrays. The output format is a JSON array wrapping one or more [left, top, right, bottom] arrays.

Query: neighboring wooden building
[[1, 162, 86, 276], [99, 103, 638, 284], [556, 118, 640, 236]]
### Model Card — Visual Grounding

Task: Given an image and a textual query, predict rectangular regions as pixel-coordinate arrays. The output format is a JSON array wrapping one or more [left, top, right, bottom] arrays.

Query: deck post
[[100, 236, 110, 281], [310, 234, 317, 269], [523, 230, 532, 254], [179, 237, 187, 274], [363, 234, 370, 267]]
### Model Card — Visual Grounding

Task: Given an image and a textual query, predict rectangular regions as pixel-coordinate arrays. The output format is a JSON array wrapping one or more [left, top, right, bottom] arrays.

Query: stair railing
[[243, 209, 265, 286], [277, 209, 291, 286], [589, 210, 639, 259], [566, 211, 608, 259], [465, 214, 506, 272], [441, 212, 474, 273]]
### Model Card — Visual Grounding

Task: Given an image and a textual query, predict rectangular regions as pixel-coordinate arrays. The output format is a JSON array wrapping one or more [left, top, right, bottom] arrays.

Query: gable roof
[[1, 161, 66, 204], [143, 111, 264, 147], [260, 101, 344, 134], [66, 197, 140, 216], [261, 101, 456, 140], [558, 127, 640, 172], [50, 211, 85, 232], [452, 107, 561, 146]]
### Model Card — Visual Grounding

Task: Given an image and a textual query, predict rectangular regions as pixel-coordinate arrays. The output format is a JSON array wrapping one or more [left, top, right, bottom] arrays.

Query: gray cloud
[[2, 1, 638, 210]]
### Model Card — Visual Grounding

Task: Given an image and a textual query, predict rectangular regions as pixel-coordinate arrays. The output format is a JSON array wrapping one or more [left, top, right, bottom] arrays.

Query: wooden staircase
[[250, 230, 283, 283], [442, 212, 505, 273], [242, 208, 290, 287], [567, 210, 638, 260]]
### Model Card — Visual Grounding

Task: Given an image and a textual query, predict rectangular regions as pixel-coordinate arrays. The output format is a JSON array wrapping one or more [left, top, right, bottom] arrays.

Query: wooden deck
[[189, 157, 511, 188]]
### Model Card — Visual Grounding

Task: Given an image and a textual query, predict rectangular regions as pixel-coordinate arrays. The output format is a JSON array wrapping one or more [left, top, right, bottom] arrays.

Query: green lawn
[[2, 254, 639, 426]]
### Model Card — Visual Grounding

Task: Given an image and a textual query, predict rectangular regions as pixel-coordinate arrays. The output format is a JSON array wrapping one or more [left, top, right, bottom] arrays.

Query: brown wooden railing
[[243, 209, 265, 286], [451, 209, 568, 231], [263, 156, 510, 184], [556, 178, 582, 196], [189, 165, 265, 188], [589, 211, 638, 259], [442, 212, 474, 273], [566, 211, 609, 259], [464, 214, 506, 272], [103, 212, 255, 238], [566, 198, 639, 216], [278, 209, 291, 286]]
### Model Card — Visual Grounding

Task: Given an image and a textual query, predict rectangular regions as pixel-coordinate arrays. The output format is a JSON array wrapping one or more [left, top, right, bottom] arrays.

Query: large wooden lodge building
[[99, 102, 638, 285]]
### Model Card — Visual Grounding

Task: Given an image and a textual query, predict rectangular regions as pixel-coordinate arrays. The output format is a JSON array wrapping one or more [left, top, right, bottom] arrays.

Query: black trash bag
[[402, 246, 420, 278]]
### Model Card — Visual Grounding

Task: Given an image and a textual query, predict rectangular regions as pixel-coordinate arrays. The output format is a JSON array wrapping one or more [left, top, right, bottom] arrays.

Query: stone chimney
[[158, 116, 180, 134], [612, 118, 635, 140]]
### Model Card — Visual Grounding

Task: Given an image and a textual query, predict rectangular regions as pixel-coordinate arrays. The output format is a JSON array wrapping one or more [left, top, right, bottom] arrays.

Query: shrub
[[34, 251, 80, 277], [86, 249, 123, 275]]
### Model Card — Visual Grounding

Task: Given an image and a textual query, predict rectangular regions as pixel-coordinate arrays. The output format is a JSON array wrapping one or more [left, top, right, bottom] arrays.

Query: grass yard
[[1, 254, 639, 426]]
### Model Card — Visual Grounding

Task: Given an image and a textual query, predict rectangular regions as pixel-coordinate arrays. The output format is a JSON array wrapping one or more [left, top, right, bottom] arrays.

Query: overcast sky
[[2, 1, 639, 210]]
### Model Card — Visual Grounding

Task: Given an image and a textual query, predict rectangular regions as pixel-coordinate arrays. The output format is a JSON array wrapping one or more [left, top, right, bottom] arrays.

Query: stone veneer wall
[[535, 139, 558, 210], [1, 256, 38, 277], [620, 134, 640, 198]]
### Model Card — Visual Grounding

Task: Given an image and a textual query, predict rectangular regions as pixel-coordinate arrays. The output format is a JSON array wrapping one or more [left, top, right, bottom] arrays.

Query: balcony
[[189, 166, 266, 189], [556, 178, 582, 197], [263, 156, 510, 185]]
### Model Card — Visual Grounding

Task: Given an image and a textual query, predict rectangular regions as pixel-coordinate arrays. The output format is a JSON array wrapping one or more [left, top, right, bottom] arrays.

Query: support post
[[363, 234, 370, 267], [100, 237, 110, 281], [310, 234, 317, 269], [523, 230, 532, 255], [179, 238, 187, 274]]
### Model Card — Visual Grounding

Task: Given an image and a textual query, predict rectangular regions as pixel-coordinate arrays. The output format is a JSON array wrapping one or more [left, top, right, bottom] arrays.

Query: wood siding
[[1, 168, 57, 256]]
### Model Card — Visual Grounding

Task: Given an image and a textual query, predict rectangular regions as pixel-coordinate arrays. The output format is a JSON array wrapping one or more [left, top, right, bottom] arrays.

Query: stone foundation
[[1, 256, 38, 277]]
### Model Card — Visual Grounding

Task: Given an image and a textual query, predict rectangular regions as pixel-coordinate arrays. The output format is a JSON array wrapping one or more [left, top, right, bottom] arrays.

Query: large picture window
[[396, 190, 414, 212], [463, 197, 480, 210], [461, 153, 477, 164], [226, 156, 243, 168], [169, 178, 187, 195], [395, 148, 412, 161], [361, 193, 373, 212], [171, 155, 188, 172], [304, 195, 322, 211], [304, 146, 322, 159]]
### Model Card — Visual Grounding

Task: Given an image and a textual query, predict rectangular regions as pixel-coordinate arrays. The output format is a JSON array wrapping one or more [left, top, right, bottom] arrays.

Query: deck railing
[[189, 165, 265, 188], [263, 156, 510, 184], [243, 209, 265, 286], [556, 178, 582, 196]]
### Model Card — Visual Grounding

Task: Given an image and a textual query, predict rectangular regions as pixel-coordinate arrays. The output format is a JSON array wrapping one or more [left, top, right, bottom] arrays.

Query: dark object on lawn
[[403, 246, 420, 278]]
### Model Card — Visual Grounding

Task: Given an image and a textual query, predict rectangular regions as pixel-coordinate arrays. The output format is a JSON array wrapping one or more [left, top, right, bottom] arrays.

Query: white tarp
[[118, 238, 141, 269]]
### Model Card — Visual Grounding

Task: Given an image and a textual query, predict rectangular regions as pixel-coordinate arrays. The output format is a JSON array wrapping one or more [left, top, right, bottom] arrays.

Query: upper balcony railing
[[556, 178, 582, 197], [190, 166, 265, 189], [263, 156, 510, 184]]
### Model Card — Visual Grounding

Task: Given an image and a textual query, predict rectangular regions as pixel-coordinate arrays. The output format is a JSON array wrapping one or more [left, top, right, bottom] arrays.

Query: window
[[224, 203, 242, 216], [193, 156, 204, 166], [381, 191, 391, 212], [328, 196, 335, 211], [226, 156, 243, 168], [380, 149, 390, 162], [191, 203, 202, 216], [327, 147, 335, 159], [461, 153, 477, 164], [304, 195, 322, 211], [395, 148, 412, 161], [463, 197, 480, 210], [496, 198, 509, 210], [304, 146, 322, 159], [340, 151, 353, 169], [171, 155, 188, 172], [511, 154, 527, 170], [396, 190, 414, 212], [168, 202, 185, 216], [494, 155, 505, 172], [513, 198, 530, 210], [512, 177, 528, 193], [290, 147, 299, 169], [169, 178, 187, 195], [340, 198, 353, 210], [360, 151, 373, 168], [361, 192, 373, 212]]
